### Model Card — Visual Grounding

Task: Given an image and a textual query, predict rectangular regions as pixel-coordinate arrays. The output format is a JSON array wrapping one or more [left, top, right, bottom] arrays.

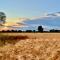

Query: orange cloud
[[0, 17, 28, 31], [6, 18, 19, 23], [6, 17, 29, 23], [0, 26, 13, 31], [0, 21, 26, 31]]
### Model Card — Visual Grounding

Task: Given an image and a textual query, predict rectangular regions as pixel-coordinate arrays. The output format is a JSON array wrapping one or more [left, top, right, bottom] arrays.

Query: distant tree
[[26, 30, 32, 32], [11, 30, 15, 32], [55, 30, 60, 32], [38, 26, 43, 32], [50, 29, 56, 32], [18, 30, 22, 32], [2, 30, 5, 32], [6, 30, 11, 32], [50, 29, 60, 32], [14, 30, 17, 32], [33, 30, 36, 32]]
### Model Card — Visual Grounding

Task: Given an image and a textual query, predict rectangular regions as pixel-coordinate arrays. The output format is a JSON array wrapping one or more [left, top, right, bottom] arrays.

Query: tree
[[33, 30, 36, 32], [26, 30, 32, 32], [0, 12, 6, 25], [50, 29, 60, 32], [38, 26, 43, 32], [18, 30, 22, 32]]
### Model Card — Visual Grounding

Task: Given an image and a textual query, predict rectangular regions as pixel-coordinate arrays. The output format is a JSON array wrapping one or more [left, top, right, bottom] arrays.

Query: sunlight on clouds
[[2, 27, 10, 30], [4, 22, 17, 26], [6, 17, 28, 23], [3, 22, 25, 28], [30, 12, 48, 20], [6, 18, 20, 23], [0, 20, 26, 31], [0, 27, 13, 31], [31, 15, 49, 20]]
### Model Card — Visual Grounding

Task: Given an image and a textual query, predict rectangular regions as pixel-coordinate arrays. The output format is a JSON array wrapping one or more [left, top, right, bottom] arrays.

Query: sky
[[0, 0, 60, 19], [0, 0, 60, 30]]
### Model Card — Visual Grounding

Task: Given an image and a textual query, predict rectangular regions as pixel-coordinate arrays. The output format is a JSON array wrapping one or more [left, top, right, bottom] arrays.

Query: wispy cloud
[[20, 12, 60, 31], [0, 12, 60, 31], [0, 26, 13, 31], [0, 17, 28, 30], [0, 21, 26, 31]]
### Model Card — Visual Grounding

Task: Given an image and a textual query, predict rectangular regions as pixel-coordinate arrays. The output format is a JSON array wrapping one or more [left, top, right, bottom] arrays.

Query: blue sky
[[0, 0, 60, 30], [0, 0, 60, 19]]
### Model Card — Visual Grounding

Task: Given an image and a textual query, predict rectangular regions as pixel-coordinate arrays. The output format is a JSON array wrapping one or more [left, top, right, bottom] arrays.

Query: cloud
[[0, 17, 29, 31], [20, 12, 60, 31], [0, 11, 60, 31], [0, 21, 26, 31], [4, 22, 25, 27], [19, 18, 29, 22], [0, 26, 13, 31], [6, 18, 20, 23], [30, 12, 60, 20], [42, 25, 60, 31]]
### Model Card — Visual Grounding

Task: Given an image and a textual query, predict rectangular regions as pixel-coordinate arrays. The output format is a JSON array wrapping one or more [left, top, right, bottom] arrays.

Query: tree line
[[1, 26, 60, 33]]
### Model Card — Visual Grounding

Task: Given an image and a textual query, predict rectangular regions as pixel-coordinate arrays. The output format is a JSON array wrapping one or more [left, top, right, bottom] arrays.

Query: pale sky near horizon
[[0, 0, 60, 22]]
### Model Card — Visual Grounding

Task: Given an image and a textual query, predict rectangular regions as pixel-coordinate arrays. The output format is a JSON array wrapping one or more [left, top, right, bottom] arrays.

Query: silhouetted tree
[[55, 30, 60, 32], [2, 30, 5, 32], [14, 30, 17, 32], [50, 29, 55, 32], [38, 26, 43, 32], [50, 29, 60, 32], [18, 30, 22, 32], [33, 30, 36, 32], [11, 30, 13, 32], [6, 30, 11, 32], [26, 30, 32, 32]]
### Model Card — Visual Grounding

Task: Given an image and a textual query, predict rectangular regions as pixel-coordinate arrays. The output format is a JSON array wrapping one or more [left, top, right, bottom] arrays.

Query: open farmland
[[0, 33, 60, 60]]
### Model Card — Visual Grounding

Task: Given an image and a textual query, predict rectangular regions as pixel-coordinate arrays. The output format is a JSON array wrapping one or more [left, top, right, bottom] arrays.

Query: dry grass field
[[0, 33, 60, 60]]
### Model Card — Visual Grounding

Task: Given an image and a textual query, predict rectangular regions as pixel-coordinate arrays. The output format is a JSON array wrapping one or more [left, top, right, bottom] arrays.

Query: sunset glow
[[0, 0, 60, 30]]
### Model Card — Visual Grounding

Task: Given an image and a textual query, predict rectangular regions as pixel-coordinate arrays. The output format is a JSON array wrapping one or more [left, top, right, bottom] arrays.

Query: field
[[0, 33, 60, 60]]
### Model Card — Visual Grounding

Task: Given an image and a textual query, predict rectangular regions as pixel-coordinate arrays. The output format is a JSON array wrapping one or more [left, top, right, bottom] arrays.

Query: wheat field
[[0, 33, 60, 60]]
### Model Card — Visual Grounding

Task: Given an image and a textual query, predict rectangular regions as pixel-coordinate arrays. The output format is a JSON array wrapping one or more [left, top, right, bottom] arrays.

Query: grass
[[0, 34, 28, 46], [0, 33, 60, 60]]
